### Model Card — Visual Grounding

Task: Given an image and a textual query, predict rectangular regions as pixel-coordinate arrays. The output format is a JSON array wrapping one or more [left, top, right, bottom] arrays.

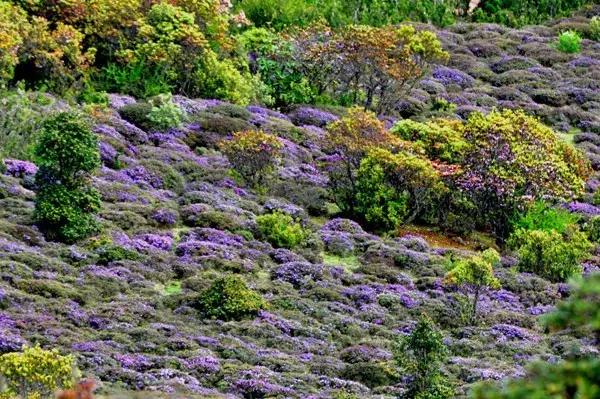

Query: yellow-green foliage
[[356, 147, 443, 229], [445, 249, 501, 323], [0, 2, 28, 82], [390, 119, 469, 163], [256, 211, 308, 249], [509, 228, 591, 282], [198, 275, 267, 321], [0, 346, 77, 399], [220, 130, 282, 187]]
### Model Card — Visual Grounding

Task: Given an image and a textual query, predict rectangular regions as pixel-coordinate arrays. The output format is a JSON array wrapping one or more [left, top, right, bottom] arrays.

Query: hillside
[[1, 2, 600, 399]]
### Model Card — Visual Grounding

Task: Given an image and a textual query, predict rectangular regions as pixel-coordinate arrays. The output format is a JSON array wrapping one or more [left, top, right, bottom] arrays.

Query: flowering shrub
[[0, 345, 76, 399], [219, 130, 282, 187], [256, 211, 308, 249], [197, 275, 266, 320], [33, 112, 101, 243], [146, 94, 185, 131]]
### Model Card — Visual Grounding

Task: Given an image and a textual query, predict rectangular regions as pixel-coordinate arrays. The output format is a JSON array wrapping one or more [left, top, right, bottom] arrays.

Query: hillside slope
[[1, 6, 600, 399]]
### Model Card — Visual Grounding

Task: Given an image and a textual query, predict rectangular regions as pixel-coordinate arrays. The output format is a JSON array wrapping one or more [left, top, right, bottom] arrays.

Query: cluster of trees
[[322, 108, 591, 240], [234, 0, 596, 29]]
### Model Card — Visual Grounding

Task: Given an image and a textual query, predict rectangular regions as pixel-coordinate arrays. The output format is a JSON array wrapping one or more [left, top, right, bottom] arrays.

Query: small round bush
[[590, 16, 600, 41], [147, 94, 185, 131], [556, 30, 582, 54], [256, 211, 308, 249], [197, 275, 266, 321]]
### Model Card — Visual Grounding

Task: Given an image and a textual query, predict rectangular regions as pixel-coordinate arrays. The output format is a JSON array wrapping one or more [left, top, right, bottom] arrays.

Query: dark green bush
[[96, 245, 141, 265], [197, 275, 266, 321], [119, 102, 154, 130], [33, 112, 101, 243]]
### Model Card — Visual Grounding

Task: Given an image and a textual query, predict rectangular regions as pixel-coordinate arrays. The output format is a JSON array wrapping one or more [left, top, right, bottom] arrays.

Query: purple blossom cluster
[[3, 159, 37, 177], [272, 261, 324, 288]]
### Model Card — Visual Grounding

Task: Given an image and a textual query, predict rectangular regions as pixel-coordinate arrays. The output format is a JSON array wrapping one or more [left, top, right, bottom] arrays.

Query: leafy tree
[[33, 112, 101, 243], [296, 24, 449, 113], [197, 275, 267, 321], [445, 249, 501, 324], [355, 147, 443, 229], [0, 345, 77, 399], [322, 107, 394, 214], [219, 130, 282, 187], [394, 315, 454, 399]]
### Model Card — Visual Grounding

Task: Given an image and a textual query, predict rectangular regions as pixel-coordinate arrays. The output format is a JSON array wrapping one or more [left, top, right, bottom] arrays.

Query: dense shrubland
[[0, 0, 599, 398]]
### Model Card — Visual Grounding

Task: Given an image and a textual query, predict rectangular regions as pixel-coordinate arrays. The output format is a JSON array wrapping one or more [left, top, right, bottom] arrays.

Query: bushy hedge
[[256, 211, 308, 249], [33, 112, 101, 243]]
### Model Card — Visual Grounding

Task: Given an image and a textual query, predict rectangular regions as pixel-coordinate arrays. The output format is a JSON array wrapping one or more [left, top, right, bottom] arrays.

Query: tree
[[219, 130, 282, 188], [355, 147, 443, 230], [322, 107, 394, 214], [294, 24, 449, 113], [444, 249, 501, 324], [34, 112, 101, 243], [394, 315, 454, 399], [457, 109, 591, 238]]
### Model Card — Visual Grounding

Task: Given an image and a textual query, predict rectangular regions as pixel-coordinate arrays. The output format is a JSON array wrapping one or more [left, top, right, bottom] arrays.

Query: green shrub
[[197, 275, 266, 321], [96, 244, 141, 265], [584, 216, 600, 242], [590, 16, 600, 41], [556, 30, 582, 54], [510, 228, 591, 282], [355, 147, 442, 230], [393, 315, 454, 399], [33, 112, 101, 243], [118, 102, 154, 130], [219, 130, 282, 187], [0, 345, 77, 398], [146, 94, 185, 131], [511, 201, 580, 235], [96, 61, 174, 99], [256, 211, 308, 249], [0, 88, 58, 160]]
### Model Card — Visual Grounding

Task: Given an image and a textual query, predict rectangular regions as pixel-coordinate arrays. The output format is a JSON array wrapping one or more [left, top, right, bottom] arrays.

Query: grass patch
[[322, 252, 361, 272], [163, 281, 182, 295]]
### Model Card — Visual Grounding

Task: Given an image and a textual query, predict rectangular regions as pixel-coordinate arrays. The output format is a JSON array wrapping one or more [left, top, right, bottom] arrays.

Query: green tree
[[444, 249, 501, 324], [33, 112, 101, 243], [394, 315, 454, 399]]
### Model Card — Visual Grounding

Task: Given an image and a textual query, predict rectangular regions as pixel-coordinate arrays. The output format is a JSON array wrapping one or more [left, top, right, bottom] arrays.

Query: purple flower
[[563, 201, 600, 216], [3, 159, 37, 178], [152, 209, 178, 226], [290, 107, 339, 127], [432, 66, 474, 87], [184, 355, 220, 373], [272, 262, 324, 288]]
